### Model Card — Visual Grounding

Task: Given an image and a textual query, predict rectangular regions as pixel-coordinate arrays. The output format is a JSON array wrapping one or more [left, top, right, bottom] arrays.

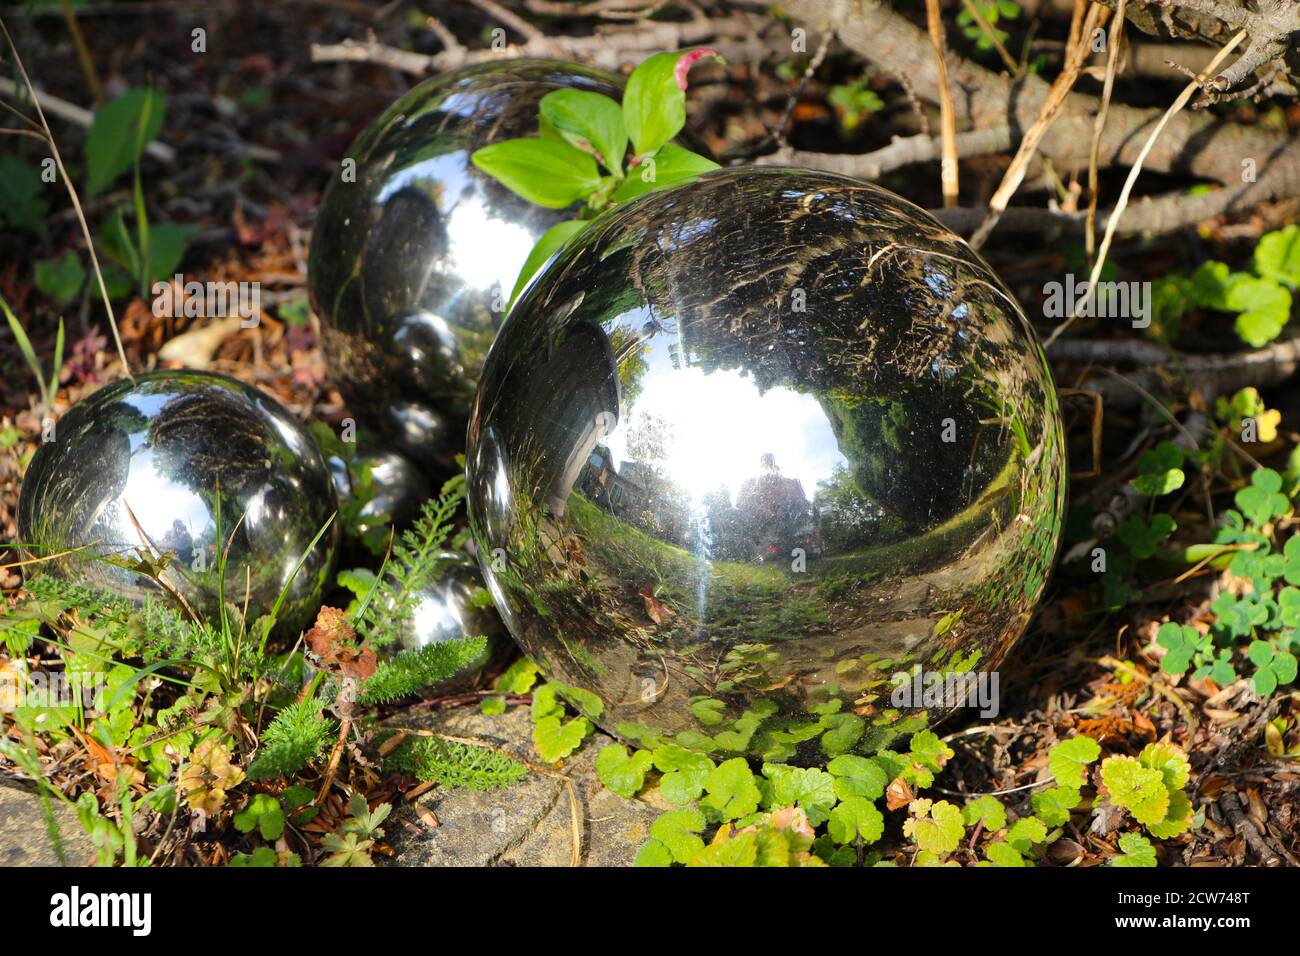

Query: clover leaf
[[1117, 513, 1176, 559], [1236, 468, 1289, 526], [1156, 622, 1201, 675], [1248, 640, 1299, 695], [1131, 441, 1185, 496], [233, 792, 284, 841], [1227, 276, 1291, 347]]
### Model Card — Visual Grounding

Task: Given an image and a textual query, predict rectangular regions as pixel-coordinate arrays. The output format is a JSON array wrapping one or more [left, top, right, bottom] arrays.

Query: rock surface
[[384, 706, 663, 867], [0, 780, 96, 866]]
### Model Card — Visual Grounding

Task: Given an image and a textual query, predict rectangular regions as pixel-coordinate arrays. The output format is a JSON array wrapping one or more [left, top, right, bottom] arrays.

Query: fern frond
[[385, 735, 527, 791], [353, 486, 465, 650], [358, 637, 488, 705], [247, 698, 336, 780]]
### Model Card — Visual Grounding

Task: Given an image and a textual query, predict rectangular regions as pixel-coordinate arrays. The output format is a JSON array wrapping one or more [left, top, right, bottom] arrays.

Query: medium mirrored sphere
[[328, 444, 431, 533], [307, 59, 627, 471], [467, 167, 1066, 761], [18, 370, 339, 633], [388, 551, 511, 692]]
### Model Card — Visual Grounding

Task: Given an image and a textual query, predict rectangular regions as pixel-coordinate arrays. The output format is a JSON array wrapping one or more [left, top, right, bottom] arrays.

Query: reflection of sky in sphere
[[604, 334, 847, 503], [376, 152, 535, 299]]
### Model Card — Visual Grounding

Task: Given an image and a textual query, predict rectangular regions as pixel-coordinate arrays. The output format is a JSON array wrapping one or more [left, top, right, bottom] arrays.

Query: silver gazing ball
[[327, 444, 432, 533], [19, 370, 339, 633], [307, 59, 626, 471], [389, 551, 511, 692], [467, 168, 1066, 761]]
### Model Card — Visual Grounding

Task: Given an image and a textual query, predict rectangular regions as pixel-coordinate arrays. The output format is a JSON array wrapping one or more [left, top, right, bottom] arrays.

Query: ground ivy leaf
[[903, 798, 964, 854], [532, 713, 591, 764], [649, 807, 706, 863], [826, 754, 888, 801], [1254, 224, 1300, 289], [652, 744, 714, 804], [1101, 756, 1170, 825], [1111, 831, 1158, 867], [984, 841, 1028, 867], [700, 757, 761, 821], [962, 794, 1007, 831], [1006, 816, 1048, 853], [595, 743, 652, 798], [633, 838, 674, 867], [1031, 786, 1081, 827], [1048, 735, 1101, 788], [762, 764, 836, 825], [828, 796, 885, 845]]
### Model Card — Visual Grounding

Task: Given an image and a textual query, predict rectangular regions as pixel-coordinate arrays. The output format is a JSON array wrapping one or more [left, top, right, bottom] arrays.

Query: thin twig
[[923, 0, 959, 207], [1085, 0, 1125, 259], [1042, 28, 1250, 349]]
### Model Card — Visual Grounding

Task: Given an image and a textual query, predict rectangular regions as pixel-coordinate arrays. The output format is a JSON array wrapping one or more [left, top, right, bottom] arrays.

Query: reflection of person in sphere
[[735, 454, 821, 563], [159, 519, 195, 567]]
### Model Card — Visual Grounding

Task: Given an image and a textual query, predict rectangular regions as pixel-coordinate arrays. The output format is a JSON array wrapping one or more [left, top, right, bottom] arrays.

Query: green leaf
[[984, 841, 1028, 866], [649, 807, 706, 863], [1111, 831, 1157, 867], [700, 757, 761, 821], [1101, 756, 1169, 825], [962, 794, 1007, 831], [85, 89, 165, 198], [1236, 468, 1289, 525], [507, 219, 587, 309], [0, 156, 48, 238], [1254, 224, 1300, 289], [818, 712, 864, 756], [902, 798, 964, 855], [594, 744, 653, 798], [827, 796, 884, 845], [762, 764, 837, 825], [1047, 735, 1100, 789], [233, 793, 285, 841], [35, 252, 86, 307], [1006, 816, 1048, 853], [826, 754, 888, 801], [652, 744, 715, 804], [533, 713, 592, 763], [1131, 441, 1185, 496], [471, 138, 602, 209], [538, 89, 627, 175], [1189, 261, 1233, 310], [1227, 276, 1291, 347], [622, 48, 724, 158], [144, 223, 197, 286], [480, 656, 539, 715], [1031, 786, 1081, 827], [613, 143, 720, 203], [634, 839, 674, 867]]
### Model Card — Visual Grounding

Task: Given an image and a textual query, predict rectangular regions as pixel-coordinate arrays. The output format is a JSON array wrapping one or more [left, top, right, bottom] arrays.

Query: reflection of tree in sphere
[[468, 168, 1066, 763]]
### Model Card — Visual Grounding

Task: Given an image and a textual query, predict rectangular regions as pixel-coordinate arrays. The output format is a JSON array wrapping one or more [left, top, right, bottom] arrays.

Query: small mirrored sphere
[[328, 444, 432, 533], [467, 167, 1066, 761], [388, 551, 511, 692], [307, 59, 627, 470], [18, 370, 339, 633]]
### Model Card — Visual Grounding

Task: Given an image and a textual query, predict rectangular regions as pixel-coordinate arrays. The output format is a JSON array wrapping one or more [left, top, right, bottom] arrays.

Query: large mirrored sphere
[[307, 59, 627, 471], [467, 167, 1066, 761], [18, 371, 339, 633]]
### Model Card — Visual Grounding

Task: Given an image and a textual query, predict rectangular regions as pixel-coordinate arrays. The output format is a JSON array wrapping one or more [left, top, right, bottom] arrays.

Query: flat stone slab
[[0, 780, 96, 867], [384, 706, 662, 867]]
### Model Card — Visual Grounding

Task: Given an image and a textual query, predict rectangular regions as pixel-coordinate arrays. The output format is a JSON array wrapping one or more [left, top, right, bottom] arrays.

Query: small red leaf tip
[[674, 48, 722, 91]]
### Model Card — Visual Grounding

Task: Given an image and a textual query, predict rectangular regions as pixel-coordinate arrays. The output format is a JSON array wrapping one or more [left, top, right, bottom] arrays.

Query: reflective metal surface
[[307, 59, 626, 471], [328, 444, 431, 533], [467, 168, 1066, 760], [19, 370, 339, 633], [389, 551, 511, 692]]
